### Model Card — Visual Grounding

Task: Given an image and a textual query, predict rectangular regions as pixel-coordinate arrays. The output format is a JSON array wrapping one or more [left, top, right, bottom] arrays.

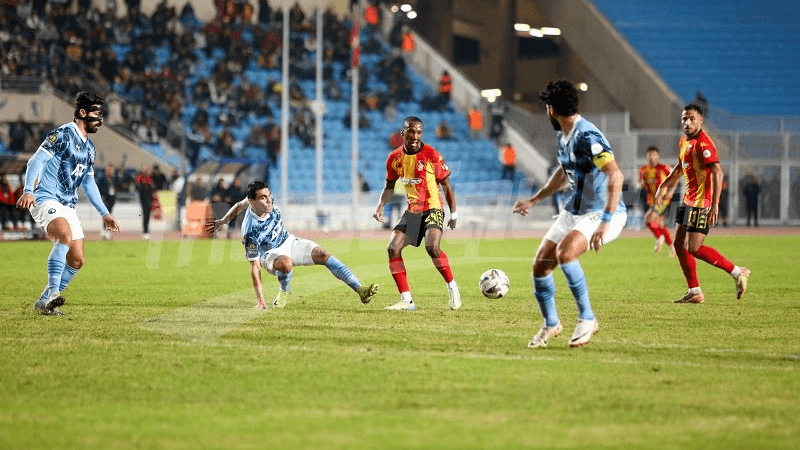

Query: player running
[[372, 116, 461, 311], [207, 181, 378, 310], [16, 91, 120, 316], [655, 104, 749, 304], [638, 146, 676, 255], [513, 80, 626, 348]]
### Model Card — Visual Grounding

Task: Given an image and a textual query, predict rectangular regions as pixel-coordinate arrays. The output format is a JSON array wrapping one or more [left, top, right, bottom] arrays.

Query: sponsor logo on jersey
[[401, 177, 422, 185], [703, 150, 711, 158]]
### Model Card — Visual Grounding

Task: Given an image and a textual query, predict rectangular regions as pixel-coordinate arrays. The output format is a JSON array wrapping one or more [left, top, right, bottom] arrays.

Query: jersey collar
[[68, 122, 89, 143], [559, 115, 582, 147]]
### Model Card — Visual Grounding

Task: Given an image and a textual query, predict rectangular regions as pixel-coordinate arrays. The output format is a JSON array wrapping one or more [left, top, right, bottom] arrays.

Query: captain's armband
[[592, 151, 614, 170]]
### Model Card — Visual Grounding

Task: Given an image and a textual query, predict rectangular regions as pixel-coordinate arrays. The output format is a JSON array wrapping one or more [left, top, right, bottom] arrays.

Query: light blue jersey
[[241, 205, 290, 261], [30, 122, 99, 209], [555, 116, 626, 215]]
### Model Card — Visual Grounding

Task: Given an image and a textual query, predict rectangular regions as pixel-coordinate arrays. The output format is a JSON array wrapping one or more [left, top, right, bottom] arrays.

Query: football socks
[[432, 252, 454, 283], [533, 273, 559, 327], [560, 260, 595, 322], [389, 257, 410, 293], [58, 265, 79, 292], [325, 256, 361, 291], [276, 269, 293, 293], [46, 243, 69, 294]]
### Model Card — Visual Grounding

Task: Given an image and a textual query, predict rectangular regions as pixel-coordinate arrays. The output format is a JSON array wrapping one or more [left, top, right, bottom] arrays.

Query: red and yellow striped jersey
[[385, 144, 450, 213], [679, 130, 719, 208], [639, 162, 671, 206]]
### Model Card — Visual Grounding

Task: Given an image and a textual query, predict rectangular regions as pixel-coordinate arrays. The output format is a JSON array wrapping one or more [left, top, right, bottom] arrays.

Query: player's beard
[[86, 120, 102, 134], [549, 116, 561, 131]]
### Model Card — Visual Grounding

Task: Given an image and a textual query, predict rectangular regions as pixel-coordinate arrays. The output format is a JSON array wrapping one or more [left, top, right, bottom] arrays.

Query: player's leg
[[423, 217, 460, 310], [386, 229, 415, 310], [672, 223, 703, 303], [37, 216, 72, 314], [687, 230, 750, 300], [270, 255, 293, 308], [528, 238, 561, 348], [556, 230, 599, 347], [311, 246, 378, 304], [58, 238, 84, 293]]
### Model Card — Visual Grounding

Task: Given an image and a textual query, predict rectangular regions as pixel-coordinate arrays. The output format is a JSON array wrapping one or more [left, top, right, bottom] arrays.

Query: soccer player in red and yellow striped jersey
[[373, 116, 460, 311], [638, 146, 674, 253], [656, 104, 749, 304]]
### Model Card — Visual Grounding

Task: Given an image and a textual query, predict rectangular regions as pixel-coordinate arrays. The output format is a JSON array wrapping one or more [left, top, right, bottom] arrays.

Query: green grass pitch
[[1, 234, 798, 449]]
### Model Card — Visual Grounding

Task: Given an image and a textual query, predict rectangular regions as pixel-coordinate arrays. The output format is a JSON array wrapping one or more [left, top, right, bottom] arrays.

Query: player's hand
[[205, 219, 222, 234], [103, 214, 120, 233], [707, 204, 719, 227], [447, 216, 457, 230], [654, 188, 666, 206], [373, 207, 384, 223], [513, 199, 535, 216], [589, 222, 608, 252], [16, 193, 35, 210]]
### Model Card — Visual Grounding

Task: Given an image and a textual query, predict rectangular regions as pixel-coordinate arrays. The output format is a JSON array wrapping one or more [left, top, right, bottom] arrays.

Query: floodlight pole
[[315, 0, 324, 209], [280, 1, 290, 211], [350, 9, 360, 227]]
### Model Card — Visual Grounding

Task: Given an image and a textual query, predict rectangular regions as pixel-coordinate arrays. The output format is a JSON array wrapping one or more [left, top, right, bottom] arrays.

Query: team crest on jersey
[[417, 161, 424, 171]]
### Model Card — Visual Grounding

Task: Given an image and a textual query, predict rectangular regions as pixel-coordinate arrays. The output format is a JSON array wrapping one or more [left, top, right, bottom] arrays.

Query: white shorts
[[257, 234, 319, 274], [543, 209, 626, 251], [29, 200, 85, 240]]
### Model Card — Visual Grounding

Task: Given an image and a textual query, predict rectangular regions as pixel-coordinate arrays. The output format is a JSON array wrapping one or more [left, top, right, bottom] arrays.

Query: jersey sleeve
[[385, 152, 399, 181], [39, 129, 66, 158], [432, 151, 451, 181], [699, 136, 719, 165], [243, 234, 259, 261], [584, 131, 615, 170]]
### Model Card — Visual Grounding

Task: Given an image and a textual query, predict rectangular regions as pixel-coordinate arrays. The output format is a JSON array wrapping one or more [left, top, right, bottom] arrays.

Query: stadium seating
[[591, 0, 800, 116]]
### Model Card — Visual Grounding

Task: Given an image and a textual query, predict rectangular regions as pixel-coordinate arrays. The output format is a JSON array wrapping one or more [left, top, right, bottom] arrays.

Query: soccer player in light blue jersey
[[16, 92, 120, 316], [207, 181, 379, 310], [513, 80, 626, 348]]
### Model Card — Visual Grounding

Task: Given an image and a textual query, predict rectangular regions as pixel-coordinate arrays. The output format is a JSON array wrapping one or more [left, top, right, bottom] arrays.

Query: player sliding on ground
[[206, 181, 378, 310], [655, 104, 749, 304]]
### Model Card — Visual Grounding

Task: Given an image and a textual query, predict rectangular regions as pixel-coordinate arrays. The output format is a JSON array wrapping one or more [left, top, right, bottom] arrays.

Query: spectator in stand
[[0, 173, 16, 230], [500, 143, 516, 181], [435, 120, 453, 140], [96, 163, 120, 240], [136, 165, 155, 240], [438, 70, 452, 106], [468, 105, 484, 140], [8, 115, 34, 153]]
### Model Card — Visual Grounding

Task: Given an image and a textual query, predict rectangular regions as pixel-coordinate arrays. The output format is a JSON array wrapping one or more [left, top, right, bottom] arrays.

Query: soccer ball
[[479, 268, 510, 299]]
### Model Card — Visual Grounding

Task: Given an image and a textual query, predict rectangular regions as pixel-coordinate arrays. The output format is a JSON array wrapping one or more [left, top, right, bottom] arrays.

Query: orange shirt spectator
[[402, 31, 414, 53], [439, 71, 452, 95], [365, 5, 379, 26], [468, 107, 484, 139]]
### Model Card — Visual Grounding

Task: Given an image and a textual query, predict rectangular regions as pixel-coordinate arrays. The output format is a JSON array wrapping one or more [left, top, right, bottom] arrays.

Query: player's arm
[[707, 162, 723, 226], [16, 148, 50, 210], [373, 179, 396, 223], [250, 260, 268, 310], [82, 171, 121, 232], [513, 165, 565, 216], [655, 162, 682, 205], [589, 158, 624, 252], [440, 175, 457, 229], [206, 197, 249, 233]]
